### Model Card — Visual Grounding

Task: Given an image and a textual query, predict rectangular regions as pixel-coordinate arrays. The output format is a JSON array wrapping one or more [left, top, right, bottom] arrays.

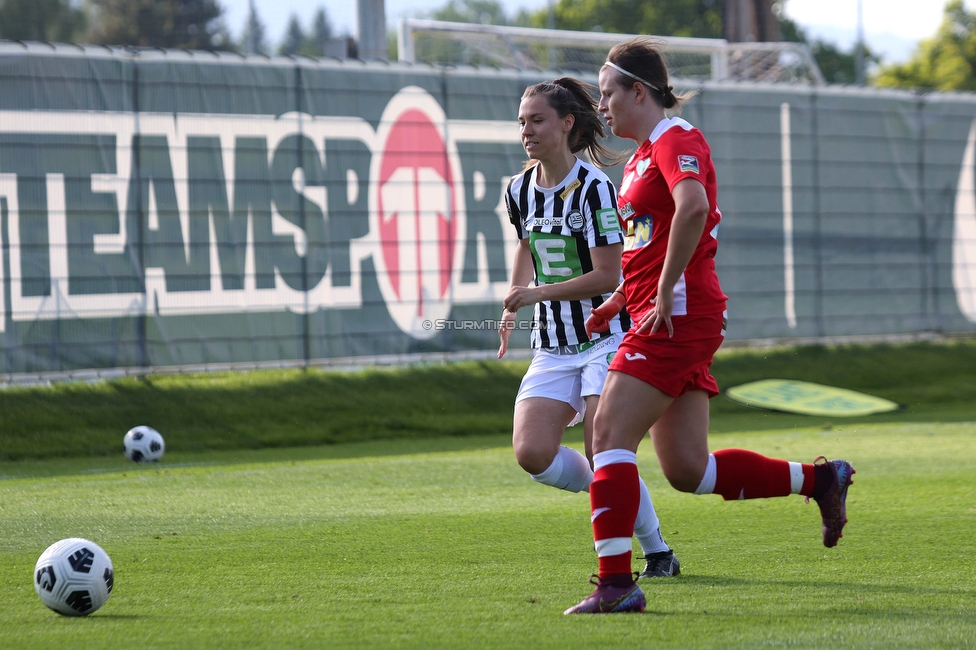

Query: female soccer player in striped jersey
[[497, 78, 679, 579], [564, 38, 856, 615]]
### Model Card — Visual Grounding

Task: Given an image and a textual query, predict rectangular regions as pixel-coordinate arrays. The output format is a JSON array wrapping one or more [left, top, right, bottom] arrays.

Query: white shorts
[[515, 333, 624, 427]]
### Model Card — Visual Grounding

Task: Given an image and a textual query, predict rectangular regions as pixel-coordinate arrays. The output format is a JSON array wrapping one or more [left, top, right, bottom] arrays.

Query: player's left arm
[[639, 178, 709, 337], [503, 242, 622, 311], [505, 179, 622, 311]]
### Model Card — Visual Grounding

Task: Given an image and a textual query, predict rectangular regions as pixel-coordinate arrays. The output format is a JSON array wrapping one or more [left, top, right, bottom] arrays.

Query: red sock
[[712, 448, 815, 500], [590, 461, 640, 578]]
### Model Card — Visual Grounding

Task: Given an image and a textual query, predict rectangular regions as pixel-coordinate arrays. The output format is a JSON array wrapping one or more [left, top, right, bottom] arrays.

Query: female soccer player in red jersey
[[564, 38, 855, 615], [497, 78, 679, 579]]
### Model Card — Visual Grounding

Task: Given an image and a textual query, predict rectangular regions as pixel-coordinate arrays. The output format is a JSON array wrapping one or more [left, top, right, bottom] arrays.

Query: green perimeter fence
[[2, 42, 976, 379]]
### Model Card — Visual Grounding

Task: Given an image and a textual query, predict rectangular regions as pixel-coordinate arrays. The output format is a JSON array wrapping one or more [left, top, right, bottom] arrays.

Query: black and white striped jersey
[[505, 157, 630, 348]]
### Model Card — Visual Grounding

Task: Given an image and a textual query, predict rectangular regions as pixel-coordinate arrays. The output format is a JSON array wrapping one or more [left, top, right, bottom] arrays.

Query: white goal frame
[[397, 19, 825, 85]]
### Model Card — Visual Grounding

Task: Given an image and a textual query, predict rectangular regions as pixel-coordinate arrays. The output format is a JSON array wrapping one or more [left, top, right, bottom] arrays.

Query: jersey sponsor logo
[[623, 215, 653, 251], [625, 352, 646, 361], [581, 334, 616, 356], [530, 214, 563, 228], [678, 155, 700, 174], [567, 210, 585, 232], [606, 351, 616, 365], [619, 202, 635, 221], [636, 158, 650, 176], [595, 208, 622, 235], [530, 232, 583, 282], [559, 178, 582, 201]]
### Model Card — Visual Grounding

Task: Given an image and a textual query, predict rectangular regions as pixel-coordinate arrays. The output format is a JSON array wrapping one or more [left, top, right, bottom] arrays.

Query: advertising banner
[[0, 45, 974, 377]]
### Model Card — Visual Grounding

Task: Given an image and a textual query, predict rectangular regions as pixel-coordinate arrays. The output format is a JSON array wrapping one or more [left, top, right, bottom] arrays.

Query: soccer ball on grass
[[123, 425, 165, 462], [34, 538, 114, 616]]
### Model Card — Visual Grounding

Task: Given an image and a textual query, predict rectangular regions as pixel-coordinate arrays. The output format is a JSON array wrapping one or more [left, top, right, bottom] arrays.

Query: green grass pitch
[[1, 422, 974, 648]]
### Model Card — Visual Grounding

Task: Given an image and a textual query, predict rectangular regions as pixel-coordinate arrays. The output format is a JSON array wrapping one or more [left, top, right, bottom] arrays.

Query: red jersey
[[617, 117, 728, 318]]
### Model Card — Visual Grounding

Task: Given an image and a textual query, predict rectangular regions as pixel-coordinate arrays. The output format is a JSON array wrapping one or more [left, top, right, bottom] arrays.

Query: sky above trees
[[1, 0, 973, 90], [221, 0, 976, 64]]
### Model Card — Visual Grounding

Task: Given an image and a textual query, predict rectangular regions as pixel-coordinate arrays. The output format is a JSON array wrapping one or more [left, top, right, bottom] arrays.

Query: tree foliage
[[311, 7, 333, 44], [86, 0, 230, 50], [427, 0, 511, 25], [240, 1, 270, 54], [775, 6, 877, 85], [874, 0, 976, 91], [0, 0, 88, 42], [280, 14, 305, 55], [522, 0, 723, 38], [277, 7, 336, 56]]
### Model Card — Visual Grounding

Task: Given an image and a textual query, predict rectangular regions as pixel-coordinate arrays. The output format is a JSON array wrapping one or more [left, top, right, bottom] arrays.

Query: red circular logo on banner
[[373, 90, 461, 339]]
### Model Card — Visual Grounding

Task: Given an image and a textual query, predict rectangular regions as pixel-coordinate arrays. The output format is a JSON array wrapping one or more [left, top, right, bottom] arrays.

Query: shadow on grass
[[670, 574, 976, 599], [0, 432, 521, 480]]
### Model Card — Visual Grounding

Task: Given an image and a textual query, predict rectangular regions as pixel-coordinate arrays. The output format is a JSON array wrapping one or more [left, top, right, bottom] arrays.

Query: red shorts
[[609, 310, 726, 398]]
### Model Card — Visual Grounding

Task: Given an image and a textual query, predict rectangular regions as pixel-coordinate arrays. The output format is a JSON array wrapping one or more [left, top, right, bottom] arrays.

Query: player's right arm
[[498, 238, 535, 358]]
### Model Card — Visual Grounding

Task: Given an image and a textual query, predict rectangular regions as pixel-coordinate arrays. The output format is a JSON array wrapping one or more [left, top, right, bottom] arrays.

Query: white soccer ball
[[123, 425, 165, 462], [34, 538, 114, 616]]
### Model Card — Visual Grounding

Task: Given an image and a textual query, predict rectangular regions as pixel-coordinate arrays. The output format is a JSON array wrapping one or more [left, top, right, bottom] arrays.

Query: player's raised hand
[[585, 290, 625, 339]]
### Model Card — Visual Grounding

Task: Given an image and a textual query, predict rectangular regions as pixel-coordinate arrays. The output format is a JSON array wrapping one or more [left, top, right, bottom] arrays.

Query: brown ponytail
[[605, 38, 696, 113]]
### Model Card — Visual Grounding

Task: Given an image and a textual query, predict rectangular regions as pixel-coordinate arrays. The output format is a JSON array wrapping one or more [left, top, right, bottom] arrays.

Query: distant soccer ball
[[34, 538, 114, 616], [123, 425, 165, 462]]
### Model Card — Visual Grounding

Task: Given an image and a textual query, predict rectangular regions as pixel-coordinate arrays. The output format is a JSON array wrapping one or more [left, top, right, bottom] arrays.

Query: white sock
[[530, 446, 593, 493], [592, 448, 637, 470], [694, 453, 717, 495], [634, 476, 670, 554]]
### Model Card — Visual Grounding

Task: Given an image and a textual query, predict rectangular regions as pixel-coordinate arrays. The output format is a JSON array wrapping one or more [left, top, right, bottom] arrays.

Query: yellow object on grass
[[725, 379, 900, 417]]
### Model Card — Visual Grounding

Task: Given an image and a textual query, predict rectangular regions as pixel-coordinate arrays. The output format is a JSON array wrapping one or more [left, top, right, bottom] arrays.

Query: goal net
[[397, 19, 824, 85]]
